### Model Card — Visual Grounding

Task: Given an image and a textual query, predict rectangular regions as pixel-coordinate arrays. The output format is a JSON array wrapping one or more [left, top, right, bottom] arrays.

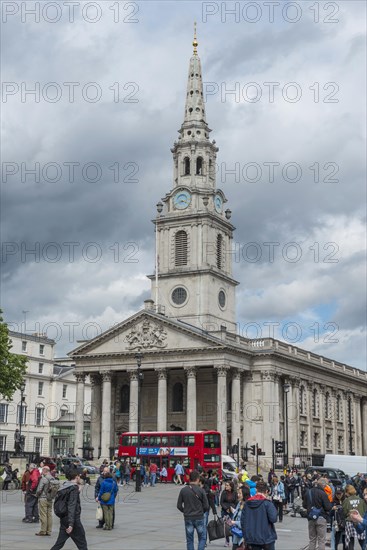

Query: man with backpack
[[35, 465, 59, 536], [303, 478, 333, 550], [51, 469, 88, 550]]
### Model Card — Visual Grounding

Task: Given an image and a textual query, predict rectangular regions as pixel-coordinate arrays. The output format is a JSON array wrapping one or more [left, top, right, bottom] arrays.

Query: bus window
[[149, 436, 161, 445], [150, 457, 160, 466], [168, 434, 183, 446], [121, 435, 130, 446], [183, 434, 195, 446], [162, 457, 169, 468], [169, 457, 189, 468], [141, 436, 149, 446], [161, 436, 168, 445], [204, 454, 220, 463], [204, 434, 220, 448], [131, 436, 138, 445]]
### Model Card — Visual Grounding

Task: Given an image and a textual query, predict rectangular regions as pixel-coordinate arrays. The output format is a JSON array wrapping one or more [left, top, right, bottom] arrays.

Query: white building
[[0, 332, 90, 457]]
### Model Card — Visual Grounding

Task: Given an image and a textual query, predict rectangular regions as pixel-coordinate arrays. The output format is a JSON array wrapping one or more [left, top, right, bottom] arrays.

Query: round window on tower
[[218, 290, 226, 309], [171, 287, 188, 306]]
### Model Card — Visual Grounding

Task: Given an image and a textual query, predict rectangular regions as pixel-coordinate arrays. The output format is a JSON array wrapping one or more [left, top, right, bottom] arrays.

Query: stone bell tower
[[148, 25, 238, 332]]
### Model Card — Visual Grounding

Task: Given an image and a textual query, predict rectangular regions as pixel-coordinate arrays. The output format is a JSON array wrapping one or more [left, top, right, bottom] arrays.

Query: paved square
[[0, 484, 309, 550]]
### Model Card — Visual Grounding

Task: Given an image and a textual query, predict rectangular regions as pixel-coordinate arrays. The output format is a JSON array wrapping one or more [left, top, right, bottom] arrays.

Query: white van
[[222, 454, 237, 480], [323, 454, 367, 477]]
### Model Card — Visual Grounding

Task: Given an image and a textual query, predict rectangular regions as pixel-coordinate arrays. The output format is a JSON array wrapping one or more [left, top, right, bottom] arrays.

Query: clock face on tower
[[214, 194, 223, 213], [173, 190, 191, 209]]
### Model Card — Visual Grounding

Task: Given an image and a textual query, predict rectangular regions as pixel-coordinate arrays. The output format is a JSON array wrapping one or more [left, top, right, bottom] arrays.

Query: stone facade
[[69, 36, 367, 463]]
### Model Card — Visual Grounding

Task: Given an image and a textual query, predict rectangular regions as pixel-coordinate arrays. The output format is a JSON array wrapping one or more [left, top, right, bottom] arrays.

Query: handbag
[[231, 525, 243, 538], [101, 492, 111, 502], [96, 505, 103, 521], [207, 517, 225, 541]]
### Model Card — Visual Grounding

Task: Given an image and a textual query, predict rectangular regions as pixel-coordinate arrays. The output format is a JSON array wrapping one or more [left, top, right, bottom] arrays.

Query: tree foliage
[[0, 310, 28, 400]]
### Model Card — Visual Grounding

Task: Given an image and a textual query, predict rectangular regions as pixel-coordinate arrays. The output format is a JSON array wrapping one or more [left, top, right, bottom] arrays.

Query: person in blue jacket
[[240, 480, 278, 550], [245, 475, 260, 497], [98, 472, 119, 530]]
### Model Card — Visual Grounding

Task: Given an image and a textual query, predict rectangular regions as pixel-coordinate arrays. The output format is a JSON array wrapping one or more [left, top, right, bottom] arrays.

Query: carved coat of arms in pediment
[[126, 320, 168, 350]]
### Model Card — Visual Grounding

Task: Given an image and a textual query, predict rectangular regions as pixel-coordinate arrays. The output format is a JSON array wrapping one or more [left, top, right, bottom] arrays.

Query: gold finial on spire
[[193, 21, 198, 55]]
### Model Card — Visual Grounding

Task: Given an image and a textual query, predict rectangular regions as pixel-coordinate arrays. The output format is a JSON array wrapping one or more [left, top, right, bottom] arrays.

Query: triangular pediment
[[69, 310, 225, 357]]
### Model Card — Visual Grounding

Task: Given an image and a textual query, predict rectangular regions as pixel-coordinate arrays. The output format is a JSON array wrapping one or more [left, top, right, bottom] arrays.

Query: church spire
[[181, 24, 208, 135]]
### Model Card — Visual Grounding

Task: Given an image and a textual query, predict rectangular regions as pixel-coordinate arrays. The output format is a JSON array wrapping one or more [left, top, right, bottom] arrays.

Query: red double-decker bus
[[118, 430, 221, 482]]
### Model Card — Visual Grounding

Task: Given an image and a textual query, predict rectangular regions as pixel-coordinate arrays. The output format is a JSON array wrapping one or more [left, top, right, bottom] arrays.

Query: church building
[[70, 32, 367, 465]]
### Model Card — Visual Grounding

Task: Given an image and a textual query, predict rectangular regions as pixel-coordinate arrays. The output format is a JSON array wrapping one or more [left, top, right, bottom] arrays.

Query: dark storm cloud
[[1, 1, 366, 366]]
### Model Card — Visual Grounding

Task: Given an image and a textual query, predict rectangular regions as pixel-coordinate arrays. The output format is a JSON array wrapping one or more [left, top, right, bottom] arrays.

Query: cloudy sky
[[2, 1, 366, 370]]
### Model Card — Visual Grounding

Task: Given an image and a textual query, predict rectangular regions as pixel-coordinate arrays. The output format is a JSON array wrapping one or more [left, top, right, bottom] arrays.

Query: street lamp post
[[19, 381, 26, 455], [135, 352, 143, 492], [283, 383, 290, 468]]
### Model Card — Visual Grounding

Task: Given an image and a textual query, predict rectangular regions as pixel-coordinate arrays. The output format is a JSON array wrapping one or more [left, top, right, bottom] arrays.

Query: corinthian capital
[[74, 373, 86, 384], [215, 365, 230, 378], [155, 368, 167, 381], [184, 366, 197, 379], [100, 371, 112, 383]]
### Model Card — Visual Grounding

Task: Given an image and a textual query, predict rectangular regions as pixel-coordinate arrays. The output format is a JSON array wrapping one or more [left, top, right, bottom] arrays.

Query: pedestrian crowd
[[2, 457, 367, 550]]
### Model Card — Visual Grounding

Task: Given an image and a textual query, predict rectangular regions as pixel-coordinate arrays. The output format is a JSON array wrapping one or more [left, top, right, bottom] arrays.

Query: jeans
[[308, 517, 327, 550], [184, 518, 206, 550], [150, 473, 156, 487], [331, 524, 345, 550], [203, 511, 209, 542], [25, 493, 39, 521]]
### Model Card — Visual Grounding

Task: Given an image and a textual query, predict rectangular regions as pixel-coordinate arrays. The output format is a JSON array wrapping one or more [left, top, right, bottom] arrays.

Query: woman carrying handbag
[[221, 481, 238, 547], [228, 485, 251, 550]]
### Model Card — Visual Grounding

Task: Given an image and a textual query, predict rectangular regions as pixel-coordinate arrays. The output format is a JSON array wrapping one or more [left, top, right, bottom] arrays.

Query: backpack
[[47, 478, 60, 500], [54, 489, 70, 518], [307, 489, 322, 521]]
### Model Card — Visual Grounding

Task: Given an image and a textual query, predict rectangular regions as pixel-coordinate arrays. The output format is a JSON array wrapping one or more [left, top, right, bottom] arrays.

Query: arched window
[[172, 382, 184, 412], [175, 231, 188, 266], [336, 395, 342, 421], [216, 234, 223, 270], [312, 389, 319, 417], [196, 157, 203, 175], [184, 157, 190, 175], [299, 386, 306, 415], [325, 392, 330, 419], [120, 384, 130, 414]]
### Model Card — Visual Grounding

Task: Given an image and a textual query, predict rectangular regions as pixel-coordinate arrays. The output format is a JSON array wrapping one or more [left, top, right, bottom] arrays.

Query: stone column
[[156, 368, 167, 431], [231, 369, 241, 446], [74, 373, 86, 456], [129, 370, 139, 432], [242, 371, 254, 451], [90, 374, 102, 459], [215, 366, 230, 452], [319, 387, 326, 454], [362, 397, 367, 456], [185, 367, 197, 431], [261, 371, 280, 459], [353, 395, 361, 455], [288, 377, 300, 460], [331, 390, 338, 454], [100, 371, 112, 460], [306, 382, 314, 454]]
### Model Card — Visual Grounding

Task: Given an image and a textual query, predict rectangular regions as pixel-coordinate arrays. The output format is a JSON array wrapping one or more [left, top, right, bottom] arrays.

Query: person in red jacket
[[23, 464, 41, 523], [21, 464, 31, 521]]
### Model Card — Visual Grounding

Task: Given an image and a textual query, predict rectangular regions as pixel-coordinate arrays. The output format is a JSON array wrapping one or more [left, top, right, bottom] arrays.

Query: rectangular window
[[22, 340, 27, 352], [183, 435, 196, 447], [0, 403, 9, 423], [168, 435, 183, 446], [38, 382, 43, 396], [17, 404, 27, 425], [35, 407, 44, 426], [121, 435, 131, 446], [34, 438, 43, 453], [0, 435, 6, 451], [62, 384, 67, 398], [204, 434, 221, 448], [38, 363, 44, 374], [149, 436, 161, 446], [203, 454, 220, 463], [39, 344, 45, 355]]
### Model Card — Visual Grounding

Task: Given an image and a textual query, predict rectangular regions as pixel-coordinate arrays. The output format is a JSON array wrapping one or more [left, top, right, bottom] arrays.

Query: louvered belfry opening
[[175, 230, 188, 266], [216, 234, 223, 269]]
